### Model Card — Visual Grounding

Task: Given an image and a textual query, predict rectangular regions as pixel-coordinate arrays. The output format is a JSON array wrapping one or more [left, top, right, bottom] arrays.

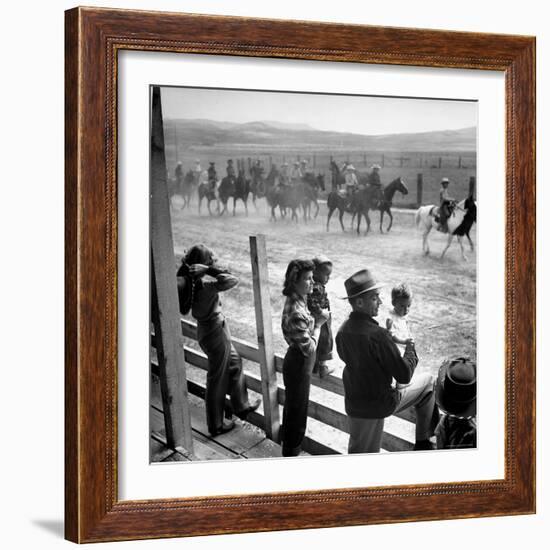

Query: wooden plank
[[243, 438, 282, 459], [154, 349, 416, 451], [151, 375, 265, 456], [149, 85, 193, 454], [249, 234, 281, 442]]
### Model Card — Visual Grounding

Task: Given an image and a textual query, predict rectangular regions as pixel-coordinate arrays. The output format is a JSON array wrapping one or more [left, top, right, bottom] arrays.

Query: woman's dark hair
[[176, 244, 214, 315], [282, 259, 315, 297]]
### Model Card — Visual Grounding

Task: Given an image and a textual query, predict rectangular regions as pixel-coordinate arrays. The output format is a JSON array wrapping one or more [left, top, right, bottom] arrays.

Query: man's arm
[[377, 331, 417, 384]]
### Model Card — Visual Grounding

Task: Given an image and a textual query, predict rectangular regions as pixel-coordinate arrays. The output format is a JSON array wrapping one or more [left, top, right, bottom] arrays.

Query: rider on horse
[[279, 162, 290, 187], [175, 161, 183, 182], [226, 159, 236, 183], [367, 164, 383, 204], [207, 162, 217, 191], [437, 177, 455, 233], [290, 161, 302, 185], [344, 164, 358, 197]]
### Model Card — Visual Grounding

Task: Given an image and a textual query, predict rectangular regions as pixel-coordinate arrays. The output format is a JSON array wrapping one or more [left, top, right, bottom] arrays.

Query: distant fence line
[[166, 147, 477, 177]]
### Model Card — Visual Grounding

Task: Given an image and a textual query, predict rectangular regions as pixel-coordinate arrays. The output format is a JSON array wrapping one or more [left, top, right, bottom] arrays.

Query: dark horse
[[326, 191, 357, 232], [354, 177, 409, 234], [198, 181, 218, 215], [217, 171, 251, 216]]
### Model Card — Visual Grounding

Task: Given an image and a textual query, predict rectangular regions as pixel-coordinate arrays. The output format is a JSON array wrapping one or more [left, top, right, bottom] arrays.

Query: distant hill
[[164, 118, 476, 152]]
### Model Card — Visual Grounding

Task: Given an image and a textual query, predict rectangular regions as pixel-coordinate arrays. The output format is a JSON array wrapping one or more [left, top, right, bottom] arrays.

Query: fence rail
[[152, 316, 416, 454]]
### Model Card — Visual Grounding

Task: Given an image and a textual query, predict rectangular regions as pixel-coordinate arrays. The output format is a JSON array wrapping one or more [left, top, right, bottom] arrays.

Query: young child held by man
[[386, 283, 416, 389], [307, 256, 334, 378], [434, 357, 477, 449]]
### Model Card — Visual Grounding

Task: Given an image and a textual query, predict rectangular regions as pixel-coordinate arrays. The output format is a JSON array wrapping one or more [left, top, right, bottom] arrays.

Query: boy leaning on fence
[[307, 256, 335, 379]]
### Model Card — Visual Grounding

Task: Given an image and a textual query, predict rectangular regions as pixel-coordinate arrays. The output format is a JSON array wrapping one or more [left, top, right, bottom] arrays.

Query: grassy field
[[170, 197, 477, 381], [166, 145, 476, 208]]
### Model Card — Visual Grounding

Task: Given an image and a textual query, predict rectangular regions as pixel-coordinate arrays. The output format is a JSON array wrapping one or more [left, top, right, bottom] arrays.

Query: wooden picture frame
[[65, 6, 536, 543]]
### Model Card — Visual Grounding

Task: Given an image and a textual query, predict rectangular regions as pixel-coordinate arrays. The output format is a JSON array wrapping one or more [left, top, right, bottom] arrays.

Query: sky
[[160, 86, 477, 136]]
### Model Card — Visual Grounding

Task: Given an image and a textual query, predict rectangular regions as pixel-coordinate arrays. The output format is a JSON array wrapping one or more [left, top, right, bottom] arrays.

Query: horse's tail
[[415, 208, 421, 228]]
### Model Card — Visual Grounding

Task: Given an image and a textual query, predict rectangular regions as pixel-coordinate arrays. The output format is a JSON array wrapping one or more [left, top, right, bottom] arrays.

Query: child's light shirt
[[387, 309, 413, 389], [387, 309, 411, 355]]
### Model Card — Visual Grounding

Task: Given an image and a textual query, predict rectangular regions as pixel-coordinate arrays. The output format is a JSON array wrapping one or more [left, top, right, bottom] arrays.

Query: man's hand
[[386, 318, 393, 330]]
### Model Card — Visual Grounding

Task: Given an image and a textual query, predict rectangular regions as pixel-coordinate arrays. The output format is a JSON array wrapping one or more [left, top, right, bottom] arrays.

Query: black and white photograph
[[150, 84, 478, 462]]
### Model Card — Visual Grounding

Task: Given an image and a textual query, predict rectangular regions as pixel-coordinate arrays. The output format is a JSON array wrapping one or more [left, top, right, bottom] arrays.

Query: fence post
[[417, 173, 423, 207], [382, 153, 385, 168], [469, 176, 476, 198], [438, 156, 442, 169], [458, 156, 462, 169], [150, 86, 194, 454], [249, 235, 281, 442]]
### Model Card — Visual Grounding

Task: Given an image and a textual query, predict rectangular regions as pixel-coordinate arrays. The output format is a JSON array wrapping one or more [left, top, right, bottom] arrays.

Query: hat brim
[[339, 281, 386, 300]]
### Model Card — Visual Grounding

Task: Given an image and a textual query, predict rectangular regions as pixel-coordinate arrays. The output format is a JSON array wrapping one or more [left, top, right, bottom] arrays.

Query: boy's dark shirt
[[336, 311, 418, 418]]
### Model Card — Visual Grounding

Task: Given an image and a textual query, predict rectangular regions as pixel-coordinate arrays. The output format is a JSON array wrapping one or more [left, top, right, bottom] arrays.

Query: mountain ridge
[[165, 118, 476, 152]]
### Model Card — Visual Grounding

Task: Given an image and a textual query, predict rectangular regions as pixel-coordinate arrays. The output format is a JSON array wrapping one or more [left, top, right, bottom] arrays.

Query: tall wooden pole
[[249, 235, 280, 442], [150, 86, 193, 453]]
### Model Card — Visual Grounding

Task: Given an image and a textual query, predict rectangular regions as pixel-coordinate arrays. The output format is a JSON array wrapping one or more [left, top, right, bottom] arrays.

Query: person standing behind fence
[[281, 259, 329, 457], [307, 256, 335, 379], [434, 357, 477, 449], [176, 244, 260, 436], [336, 269, 438, 454]]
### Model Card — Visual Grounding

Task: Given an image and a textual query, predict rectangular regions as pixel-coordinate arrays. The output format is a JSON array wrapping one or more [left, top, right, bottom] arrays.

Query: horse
[[232, 170, 251, 216], [329, 160, 346, 192], [176, 169, 195, 210], [415, 196, 477, 260], [217, 176, 235, 216], [326, 191, 357, 232], [302, 173, 325, 220], [353, 177, 409, 235], [250, 164, 268, 207], [198, 180, 219, 215]]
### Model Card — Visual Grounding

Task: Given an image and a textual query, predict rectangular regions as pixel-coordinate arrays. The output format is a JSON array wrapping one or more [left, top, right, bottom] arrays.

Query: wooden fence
[[151, 235, 416, 456]]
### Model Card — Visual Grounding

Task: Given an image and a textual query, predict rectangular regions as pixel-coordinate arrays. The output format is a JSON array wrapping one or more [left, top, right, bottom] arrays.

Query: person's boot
[[318, 364, 335, 378], [209, 419, 235, 436], [235, 398, 261, 420]]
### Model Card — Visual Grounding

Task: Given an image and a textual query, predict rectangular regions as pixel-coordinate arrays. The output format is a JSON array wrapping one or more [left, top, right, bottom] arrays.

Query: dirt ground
[[170, 195, 477, 381]]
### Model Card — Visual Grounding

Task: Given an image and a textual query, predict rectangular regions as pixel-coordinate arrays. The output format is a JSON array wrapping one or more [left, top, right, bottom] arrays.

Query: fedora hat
[[435, 357, 476, 417], [340, 269, 385, 299], [441, 177, 450, 184]]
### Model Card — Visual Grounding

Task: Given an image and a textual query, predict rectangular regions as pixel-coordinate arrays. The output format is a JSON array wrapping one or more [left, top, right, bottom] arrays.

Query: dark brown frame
[[65, 7, 536, 543]]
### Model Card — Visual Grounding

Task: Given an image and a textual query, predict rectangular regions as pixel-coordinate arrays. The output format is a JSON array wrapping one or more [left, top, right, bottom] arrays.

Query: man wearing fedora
[[336, 269, 439, 453], [434, 357, 477, 449]]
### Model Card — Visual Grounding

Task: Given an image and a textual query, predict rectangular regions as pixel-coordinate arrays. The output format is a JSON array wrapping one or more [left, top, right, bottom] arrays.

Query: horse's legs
[[466, 231, 475, 252], [356, 212, 362, 235], [457, 236, 467, 261], [440, 233, 454, 259], [314, 200, 319, 219], [350, 212, 356, 230], [379, 210, 384, 233], [233, 197, 237, 216], [386, 208, 393, 232], [422, 226, 431, 255], [244, 198, 248, 217], [326, 206, 334, 232], [366, 211, 371, 234]]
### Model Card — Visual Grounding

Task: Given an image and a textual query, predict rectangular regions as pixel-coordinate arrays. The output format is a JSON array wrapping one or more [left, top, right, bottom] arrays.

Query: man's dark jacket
[[336, 311, 418, 418]]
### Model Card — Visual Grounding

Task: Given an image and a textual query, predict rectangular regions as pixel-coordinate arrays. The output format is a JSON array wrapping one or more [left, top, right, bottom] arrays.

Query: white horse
[[415, 196, 477, 260]]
